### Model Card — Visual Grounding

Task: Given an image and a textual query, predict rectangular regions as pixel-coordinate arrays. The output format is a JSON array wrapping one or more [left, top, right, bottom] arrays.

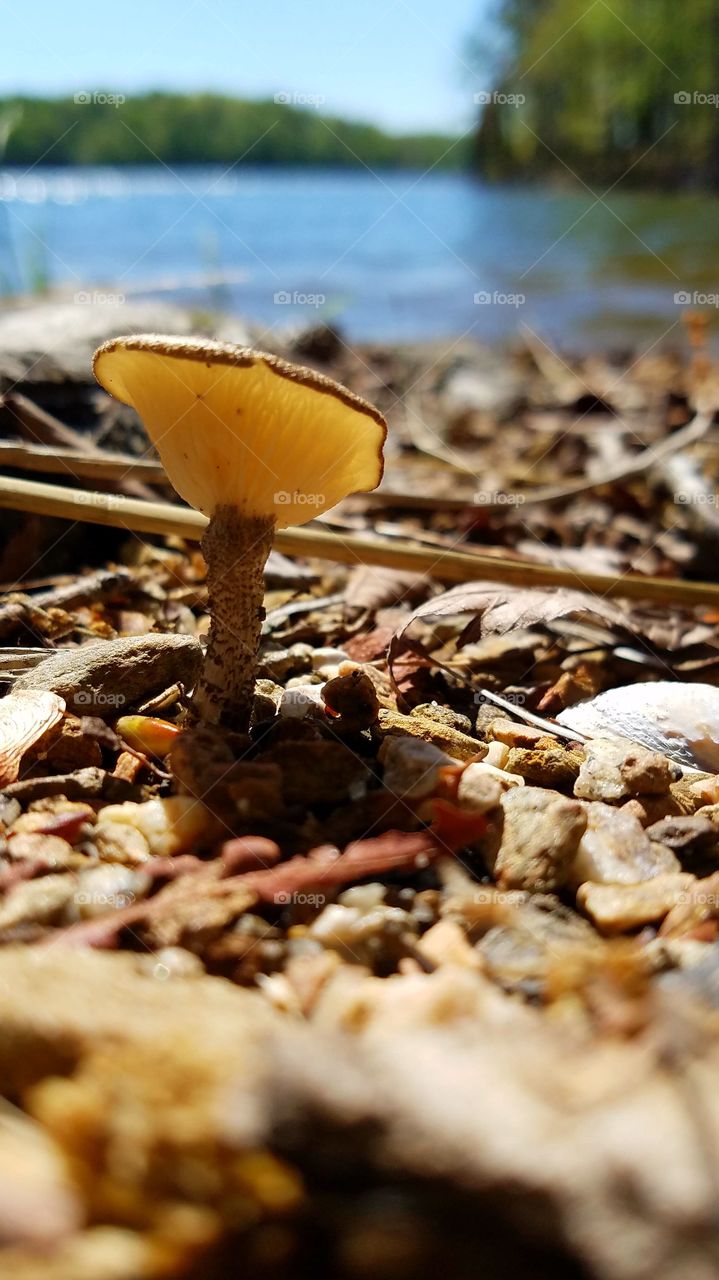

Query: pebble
[[278, 684, 325, 719], [505, 744, 583, 788], [310, 647, 350, 671], [257, 643, 313, 682], [415, 919, 481, 969], [94, 797, 217, 861], [577, 874, 695, 934], [377, 709, 482, 762], [379, 736, 455, 801], [309, 893, 417, 966], [455, 765, 504, 814], [487, 718, 552, 749], [490, 786, 587, 892], [412, 703, 473, 736], [457, 760, 523, 804], [570, 802, 681, 886], [574, 737, 679, 803], [14, 634, 202, 719], [645, 814, 719, 858]]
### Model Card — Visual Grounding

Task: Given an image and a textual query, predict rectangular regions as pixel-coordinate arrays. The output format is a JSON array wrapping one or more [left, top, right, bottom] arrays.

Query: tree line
[[473, 0, 719, 187], [0, 93, 466, 170]]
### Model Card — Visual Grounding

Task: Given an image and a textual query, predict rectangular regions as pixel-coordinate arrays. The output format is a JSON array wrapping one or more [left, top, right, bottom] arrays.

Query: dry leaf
[[390, 581, 634, 672], [344, 564, 429, 613]]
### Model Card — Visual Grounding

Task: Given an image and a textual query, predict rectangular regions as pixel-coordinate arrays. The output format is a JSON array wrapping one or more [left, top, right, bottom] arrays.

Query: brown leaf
[[344, 564, 429, 613], [390, 581, 634, 672]]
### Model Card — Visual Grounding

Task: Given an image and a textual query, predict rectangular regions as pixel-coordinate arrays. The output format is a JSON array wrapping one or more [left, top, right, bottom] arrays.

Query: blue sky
[[0, 0, 492, 133]]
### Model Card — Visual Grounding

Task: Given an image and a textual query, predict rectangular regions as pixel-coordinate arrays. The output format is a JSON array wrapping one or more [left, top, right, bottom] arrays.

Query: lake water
[[1, 165, 717, 348]]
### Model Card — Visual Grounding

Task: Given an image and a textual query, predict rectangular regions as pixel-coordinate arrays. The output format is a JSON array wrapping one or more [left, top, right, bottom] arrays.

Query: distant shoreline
[[0, 92, 468, 172]]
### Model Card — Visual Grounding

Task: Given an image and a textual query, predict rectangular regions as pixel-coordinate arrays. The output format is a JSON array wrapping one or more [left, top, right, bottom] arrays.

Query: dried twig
[[0, 472, 717, 607]]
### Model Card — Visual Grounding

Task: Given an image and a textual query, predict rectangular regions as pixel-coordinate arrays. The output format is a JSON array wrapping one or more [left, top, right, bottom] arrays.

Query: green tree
[[473, 0, 719, 187]]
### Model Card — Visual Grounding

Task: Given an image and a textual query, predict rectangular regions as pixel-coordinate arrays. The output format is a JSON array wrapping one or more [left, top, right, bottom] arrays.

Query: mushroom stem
[[192, 505, 275, 731]]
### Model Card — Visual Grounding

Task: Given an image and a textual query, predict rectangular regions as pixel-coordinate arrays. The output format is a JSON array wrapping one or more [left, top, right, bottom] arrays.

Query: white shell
[[556, 682, 719, 772], [0, 690, 65, 786]]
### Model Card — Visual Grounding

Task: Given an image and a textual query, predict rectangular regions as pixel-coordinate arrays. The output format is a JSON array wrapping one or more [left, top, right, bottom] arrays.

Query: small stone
[[458, 760, 523, 805], [577, 874, 695, 934], [415, 919, 481, 968], [311, 647, 349, 671], [574, 737, 678, 803], [659, 871, 719, 939], [323, 668, 380, 731], [71, 864, 151, 920], [690, 776, 719, 804], [490, 786, 587, 892], [455, 765, 504, 814], [6, 831, 81, 870], [505, 744, 583, 788], [309, 892, 417, 968], [278, 684, 325, 719], [412, 703, 473, 736], [0, 873, 78, 931], [377, 709, 481, 762], [94, 797, 218, 861], [379, 736, 455, 801], [570, 802, 681, 886], [257, 643, 313, 682], [14, 634, 202, 719], [487, 718, 551, 749], [645, 814, 719, 858]]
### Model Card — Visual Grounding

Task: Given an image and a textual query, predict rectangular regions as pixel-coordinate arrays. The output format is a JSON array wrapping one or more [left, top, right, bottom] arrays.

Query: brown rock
[[571, 803, 681, 886], [15, 634, 202, 719], [505, 744, 583, 788], [574, 738, 678, 803], [487, 718, 552, 749], [377, 709, 482, 762], [577, 874, 695, 934], [322, 668, 380, 731], [491, 786, 587, 892], [645, 815, 719, 859]]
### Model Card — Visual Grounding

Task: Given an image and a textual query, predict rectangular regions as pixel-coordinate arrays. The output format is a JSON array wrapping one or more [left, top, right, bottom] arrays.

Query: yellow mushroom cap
[[92, 334, 386, 528]]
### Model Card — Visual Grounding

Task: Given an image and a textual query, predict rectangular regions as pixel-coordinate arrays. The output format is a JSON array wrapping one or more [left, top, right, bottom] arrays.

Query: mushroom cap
[[93, 334, 387, 527]]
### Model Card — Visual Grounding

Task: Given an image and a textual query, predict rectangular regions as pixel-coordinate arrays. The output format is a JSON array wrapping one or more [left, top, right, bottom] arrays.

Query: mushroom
[[93, 335, 386, 730]]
